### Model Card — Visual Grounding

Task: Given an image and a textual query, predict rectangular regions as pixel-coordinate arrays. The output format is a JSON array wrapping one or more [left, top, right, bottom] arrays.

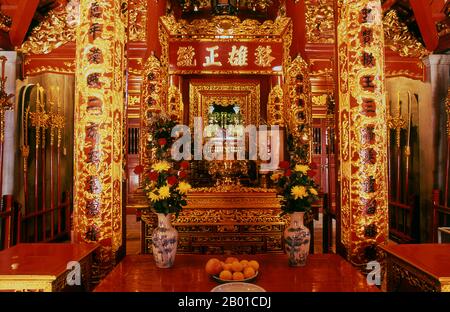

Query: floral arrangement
[[134, 112, 191, 216], [271, 161, 320, 216]]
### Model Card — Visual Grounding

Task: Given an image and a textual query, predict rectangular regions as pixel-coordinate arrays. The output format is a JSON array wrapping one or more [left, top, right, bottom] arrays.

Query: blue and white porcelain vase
[[152, 213, 178, 268], [284, 211, 310, 266]]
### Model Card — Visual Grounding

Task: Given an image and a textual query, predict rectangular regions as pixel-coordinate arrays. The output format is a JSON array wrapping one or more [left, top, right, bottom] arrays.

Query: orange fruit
[[243, 266, 256, 279], [231, 261, 244, 272], [225, 257, 239, 264], [240, 259, 249, 268], [248, 260, 260, 271], [219, 270, 233, 280], [223, 263, 233, 271], [205, 258, 223, 275], [232, 272, 244, 280]]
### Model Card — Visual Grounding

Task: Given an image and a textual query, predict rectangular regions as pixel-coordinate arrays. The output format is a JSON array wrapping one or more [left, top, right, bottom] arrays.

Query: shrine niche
[[189, 80, 260, 128], [138, 13, 315, 255]]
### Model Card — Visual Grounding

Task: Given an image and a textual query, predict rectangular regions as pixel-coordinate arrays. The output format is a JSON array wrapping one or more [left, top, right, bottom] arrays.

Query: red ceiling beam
[[144, 0, 166, 59], [9, 0, 39, 47], [410, 0, 440, 51], [382, 0, 396, 12], [286, 0, 306, 57]]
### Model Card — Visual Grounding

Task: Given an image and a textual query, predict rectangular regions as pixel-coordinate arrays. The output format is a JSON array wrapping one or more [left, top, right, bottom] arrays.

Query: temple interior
[[0, 0, 449, 294]]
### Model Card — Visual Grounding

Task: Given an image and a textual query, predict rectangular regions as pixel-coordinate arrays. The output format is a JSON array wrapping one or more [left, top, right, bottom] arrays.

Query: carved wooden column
[[73, 0, 126, 275], [336, 0, 389, 265]]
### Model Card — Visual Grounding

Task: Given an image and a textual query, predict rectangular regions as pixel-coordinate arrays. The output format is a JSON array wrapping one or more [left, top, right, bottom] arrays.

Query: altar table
[[380, 243, 450, 292], [94, 254, 378, 292], [0, 243, 99, 292]]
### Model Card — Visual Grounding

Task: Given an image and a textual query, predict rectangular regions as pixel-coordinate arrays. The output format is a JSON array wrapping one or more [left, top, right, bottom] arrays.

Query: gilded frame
[[189, 80, 260, 128]]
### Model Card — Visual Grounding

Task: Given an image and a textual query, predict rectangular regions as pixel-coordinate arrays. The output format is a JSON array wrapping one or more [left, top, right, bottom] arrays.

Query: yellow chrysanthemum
[[151, 161, 171, 172], [158, 185, 171, 199], [294, 164, 309, 174], [177, 181, 192, 194], [309, 188, 318, 196], [148, 192, 160, 202], [270, 172, 283, 182], [291, 185, 307, 200]]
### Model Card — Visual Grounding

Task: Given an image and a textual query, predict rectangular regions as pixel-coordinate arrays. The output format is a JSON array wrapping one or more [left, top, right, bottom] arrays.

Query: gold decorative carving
[[385, 69, 424, 81], [0, 56, 14, 142], [170, 69, 283, 75], [390, 258, 439, 292], [160, 15, 291, 38], [178, 0, 274, 13], [129, 67, 143, 75], [267, 85, 284, 126], [140, 190, 286, 254], [189, 81, 260, 128], [167, 85, 183, 123], [0, 11, 12, 32], [176, 46, 197, 67], [284, 55, 312, 163], [128, 95, 140, 107], [140, 55, 164, 168], [383, 10, 430, 58], [191, 186, 277, 194], [129, 0, 147, 41], [310, 68, 333, 77], [305, 0, 335, 43], [19, 5, 75, 55], [24, 62, 76, 76], [312, 94, 328, 106], [73, 0, 125, 275], [337, 0, 389, 265]]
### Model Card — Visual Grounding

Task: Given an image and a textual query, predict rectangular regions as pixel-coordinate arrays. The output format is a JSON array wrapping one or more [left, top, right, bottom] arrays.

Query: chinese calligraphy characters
[[177, 44, 276, 69], [203, 46, 222, 67]]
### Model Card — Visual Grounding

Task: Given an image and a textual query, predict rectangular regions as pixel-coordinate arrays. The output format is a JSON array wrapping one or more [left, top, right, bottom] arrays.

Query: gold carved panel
[[267, 85, 284, 126], [305, 0, 335, 44], [189, 80, 260, 128], [284, 55, 312, 163]]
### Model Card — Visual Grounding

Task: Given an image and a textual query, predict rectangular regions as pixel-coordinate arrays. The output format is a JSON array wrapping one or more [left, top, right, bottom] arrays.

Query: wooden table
[[95, 254, 378, 292], [0, 243, 99, 292], [380, 243, 450, 292]]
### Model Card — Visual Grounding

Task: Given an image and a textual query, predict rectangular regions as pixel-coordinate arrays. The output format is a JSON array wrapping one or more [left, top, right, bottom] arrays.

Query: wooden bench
[[0, 243, 99, 292], [380, 243, 450, 292]]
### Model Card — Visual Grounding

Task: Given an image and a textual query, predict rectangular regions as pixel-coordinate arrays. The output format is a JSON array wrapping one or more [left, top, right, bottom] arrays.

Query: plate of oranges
[[205, 257, 260, 283]]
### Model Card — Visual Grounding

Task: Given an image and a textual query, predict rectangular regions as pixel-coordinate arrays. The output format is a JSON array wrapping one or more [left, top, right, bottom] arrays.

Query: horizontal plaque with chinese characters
[[168, 41, 283, 74]]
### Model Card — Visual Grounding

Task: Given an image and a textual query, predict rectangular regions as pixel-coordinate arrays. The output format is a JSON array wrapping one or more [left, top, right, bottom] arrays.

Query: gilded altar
[[138, 14, 313, 255], [141, 188, 290, 254]]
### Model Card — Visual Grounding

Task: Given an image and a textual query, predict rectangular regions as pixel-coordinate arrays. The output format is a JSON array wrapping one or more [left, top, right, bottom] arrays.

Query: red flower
[[170, 115, 178, 121], [178, 170, 187, 179], [279, 161, 290, 170], [167, 175, 178, 186], [180, 160, 190, 170], [284, 169, 292, 177], [148, 171, 159, 181], [158, 138, 167, 146], [310, 162, 318, 170], [307, 170, 316, 177], [133, 165, 144, 175]]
